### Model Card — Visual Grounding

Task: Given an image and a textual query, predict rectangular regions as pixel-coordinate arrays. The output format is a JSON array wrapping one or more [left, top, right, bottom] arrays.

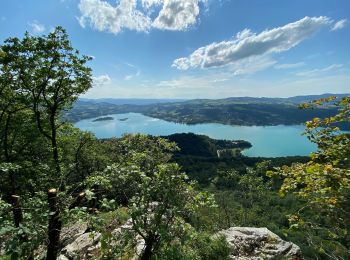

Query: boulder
[[60, 222, 88, 247], [218, 227, 302, 259], [58, 219, 137, 259], [60, 232, 101, 259]]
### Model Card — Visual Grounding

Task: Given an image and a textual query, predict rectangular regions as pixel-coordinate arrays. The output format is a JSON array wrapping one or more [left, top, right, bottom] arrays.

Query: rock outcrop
[[218, 227, 302, 259], [58, 223, 302, 259], [58, 220, 135, 259], [58, 222, 100, 259]]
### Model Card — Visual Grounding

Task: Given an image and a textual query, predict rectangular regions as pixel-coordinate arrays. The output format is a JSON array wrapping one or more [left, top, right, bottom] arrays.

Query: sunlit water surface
[[75, 113, 316, 157]]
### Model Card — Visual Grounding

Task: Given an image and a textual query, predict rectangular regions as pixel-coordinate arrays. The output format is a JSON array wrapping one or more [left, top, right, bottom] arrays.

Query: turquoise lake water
[[75, 113, 317, 157]]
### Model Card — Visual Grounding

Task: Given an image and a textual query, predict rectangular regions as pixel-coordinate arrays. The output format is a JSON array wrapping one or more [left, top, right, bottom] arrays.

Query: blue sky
[[0, 0, 349, 98]]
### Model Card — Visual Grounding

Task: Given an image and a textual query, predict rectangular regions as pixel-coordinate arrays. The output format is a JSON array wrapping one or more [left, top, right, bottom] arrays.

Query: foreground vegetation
[[1, 28, 349, 259]]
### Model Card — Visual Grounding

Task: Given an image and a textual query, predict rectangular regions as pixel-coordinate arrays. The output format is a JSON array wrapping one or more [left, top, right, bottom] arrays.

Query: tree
[[105, 163, 217, 259], [0, 27, 93, 259], [269, 96, 350, 258], [0, 27, 92, 187], [86, 135, 218, 259]]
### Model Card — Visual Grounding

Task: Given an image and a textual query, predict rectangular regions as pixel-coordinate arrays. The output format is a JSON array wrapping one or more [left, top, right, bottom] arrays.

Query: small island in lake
[[92, 116, 114, 122], [118, 117, 128, 121]]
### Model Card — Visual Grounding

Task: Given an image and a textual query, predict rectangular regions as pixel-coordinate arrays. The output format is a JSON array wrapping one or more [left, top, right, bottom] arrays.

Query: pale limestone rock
[[60, 222, 88, 247], [58, 222, 302, 259], [60, 232, 101, 259], [218, 227, 302, 259]]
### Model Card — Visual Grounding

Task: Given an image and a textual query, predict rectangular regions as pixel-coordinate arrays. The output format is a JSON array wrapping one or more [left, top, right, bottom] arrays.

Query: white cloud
[[124, 75, 133, 80], [123, 62, 141, 80], [78, 0, 152, 34], [230, 55, 277, 75], [155, 72, 232, 91], [331, 19, 347, 31], [125, 62, 138, 69], [93, 74, 112, 87], [274, 62, 305, 69], [83, 71, 350, 99], [153, 0, 200, 31], [141, 0, 162, 9], [124, 70, 140, 80], [28, 20, 46, 34], [78, 0, 204, 34], [172, 16, 331, 70], [172, 57, 191, 70], [152, 71, 350, 99], [295, 64, 343, 77]]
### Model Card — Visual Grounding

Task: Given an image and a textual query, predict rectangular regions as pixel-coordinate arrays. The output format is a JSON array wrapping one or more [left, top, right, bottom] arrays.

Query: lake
[[75, 112, 316, 157]]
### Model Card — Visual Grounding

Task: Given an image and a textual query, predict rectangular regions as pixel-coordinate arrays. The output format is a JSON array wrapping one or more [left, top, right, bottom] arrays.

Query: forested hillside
[[1, 28, 349, 259]]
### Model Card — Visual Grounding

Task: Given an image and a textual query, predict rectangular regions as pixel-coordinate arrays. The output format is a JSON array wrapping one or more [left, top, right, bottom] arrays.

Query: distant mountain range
[[66, 93, 349, 130], [79, 93, 349, 106], [78, 98, 186, 106], [185, 93, 350, 105]]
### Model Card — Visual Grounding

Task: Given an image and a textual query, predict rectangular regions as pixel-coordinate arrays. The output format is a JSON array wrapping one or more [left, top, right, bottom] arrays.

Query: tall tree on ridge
[[1, 27, 92, 189]]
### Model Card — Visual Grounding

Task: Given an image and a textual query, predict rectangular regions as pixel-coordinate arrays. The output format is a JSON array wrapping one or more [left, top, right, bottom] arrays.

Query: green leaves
[[273, 95, 350, 257], [0, 27, 94, 258], [0, 163, 21, 173], [91, 138, 219, 259]]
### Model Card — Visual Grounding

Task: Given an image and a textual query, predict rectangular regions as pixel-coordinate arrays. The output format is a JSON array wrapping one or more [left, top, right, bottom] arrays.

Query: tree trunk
[[50, 113, 65, 191], [11, 195, 23, 227], [46, 189, 62, 260], [3, 113, 10, 162], [50, 115, 61, 177], [141, 236, 156, 260], [11, 195, 34, 260], [141, 244, 153, 260], [8, 168, 17, 198], [10, 195, 21, 260], [3, 114, 17, 195], [69, 192, 86, 210]]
